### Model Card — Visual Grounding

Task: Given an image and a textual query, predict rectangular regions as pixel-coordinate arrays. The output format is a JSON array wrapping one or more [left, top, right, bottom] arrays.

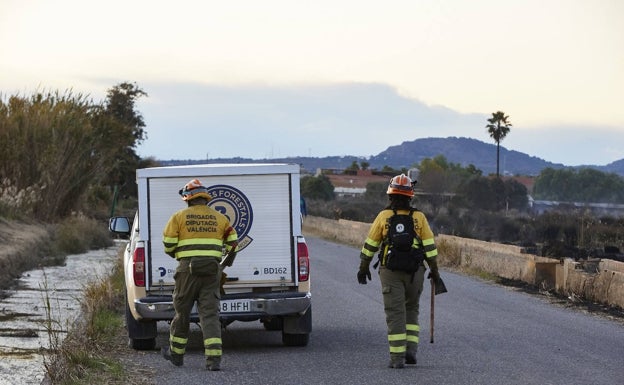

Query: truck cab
[[109, 163, 311, 350]]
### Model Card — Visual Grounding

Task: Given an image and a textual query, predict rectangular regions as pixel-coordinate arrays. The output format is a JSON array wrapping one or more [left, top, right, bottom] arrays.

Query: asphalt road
[[125, 236, 624, 385]]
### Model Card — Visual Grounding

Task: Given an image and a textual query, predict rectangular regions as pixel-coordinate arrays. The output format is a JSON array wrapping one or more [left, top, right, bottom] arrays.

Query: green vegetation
[[534, 167, 624, 203], [0, 83, 153, 383], [0, 82, 157, 221], [307, 155, 624, 257], [301, 174, 335, 201], [54, 215, 114, 255]]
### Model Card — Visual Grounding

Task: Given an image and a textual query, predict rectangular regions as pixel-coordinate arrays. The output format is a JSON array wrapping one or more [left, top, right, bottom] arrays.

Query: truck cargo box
[[109, 163, 311, 350]]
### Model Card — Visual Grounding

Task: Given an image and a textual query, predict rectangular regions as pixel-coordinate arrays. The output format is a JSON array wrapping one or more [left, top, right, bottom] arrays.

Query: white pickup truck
[[109, 163, 311, 350]]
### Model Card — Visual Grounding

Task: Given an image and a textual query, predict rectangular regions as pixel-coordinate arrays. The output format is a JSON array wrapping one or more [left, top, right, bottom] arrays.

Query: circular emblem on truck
[[207, 184, 254, 250]]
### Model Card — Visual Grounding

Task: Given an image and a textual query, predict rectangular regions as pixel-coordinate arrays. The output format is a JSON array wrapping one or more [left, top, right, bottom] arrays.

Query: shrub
[[54, 215, 113, 255], [436, 237, 462, 267]]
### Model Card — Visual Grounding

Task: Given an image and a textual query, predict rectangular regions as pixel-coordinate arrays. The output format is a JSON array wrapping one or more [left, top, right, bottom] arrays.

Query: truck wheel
[[125, 298, 157, 350], [282, 306, 311, 347], [262, 317, 283, 331], [282, 332, 310, 347]]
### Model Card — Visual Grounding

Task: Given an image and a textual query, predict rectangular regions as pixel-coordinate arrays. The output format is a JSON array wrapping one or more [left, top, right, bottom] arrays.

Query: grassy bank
[[0, 219, 58, 293], [42, 247, 151, 385], [0, 216, 113, 293], [0, 216, 144, 384]]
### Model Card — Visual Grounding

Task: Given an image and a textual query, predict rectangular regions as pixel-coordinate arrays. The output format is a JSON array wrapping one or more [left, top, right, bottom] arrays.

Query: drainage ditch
[[0, 245, 118, 385]]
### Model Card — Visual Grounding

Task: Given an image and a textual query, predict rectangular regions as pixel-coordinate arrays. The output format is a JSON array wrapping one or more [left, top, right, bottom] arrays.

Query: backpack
[[384, 209, 425, 273]]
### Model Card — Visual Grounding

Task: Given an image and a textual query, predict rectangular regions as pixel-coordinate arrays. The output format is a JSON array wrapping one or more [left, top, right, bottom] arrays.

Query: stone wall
[[558, 259, 624, 308]]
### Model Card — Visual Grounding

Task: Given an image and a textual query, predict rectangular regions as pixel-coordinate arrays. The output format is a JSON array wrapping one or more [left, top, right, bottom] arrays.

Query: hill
[[369, 137, 564, 176], [603, 158, 624, 175], [161, 137, 624, 177]]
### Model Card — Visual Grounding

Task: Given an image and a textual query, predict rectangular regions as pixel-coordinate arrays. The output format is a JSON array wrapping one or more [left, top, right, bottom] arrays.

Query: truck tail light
[[133, 246, 146, 287], [297, 239, 310, 282]]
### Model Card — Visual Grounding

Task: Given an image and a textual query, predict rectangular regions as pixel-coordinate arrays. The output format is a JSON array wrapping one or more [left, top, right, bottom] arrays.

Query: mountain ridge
[[161, 136, 624, 177]]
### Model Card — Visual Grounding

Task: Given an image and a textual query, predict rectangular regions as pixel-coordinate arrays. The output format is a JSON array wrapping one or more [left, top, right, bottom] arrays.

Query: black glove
[[222, 251, 237, 267], [427, 269, 440, 281], [426, 257, 448, 294], [357, 259, 372, 284], [426, 258, 440, 281]]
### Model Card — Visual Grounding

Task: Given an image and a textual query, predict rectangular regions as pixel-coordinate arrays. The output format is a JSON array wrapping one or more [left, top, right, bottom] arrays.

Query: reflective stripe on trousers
[[204, 337, 222, 357]]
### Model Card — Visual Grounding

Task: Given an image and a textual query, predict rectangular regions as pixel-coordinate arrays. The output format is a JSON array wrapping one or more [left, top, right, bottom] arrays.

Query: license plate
[[219, 299, 251, 313]]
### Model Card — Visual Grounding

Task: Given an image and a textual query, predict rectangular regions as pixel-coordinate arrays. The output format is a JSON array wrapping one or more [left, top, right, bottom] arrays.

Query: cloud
[[136, 82, 484, 159], [503, 125, 624, 166], [134, 81, 623, 166]]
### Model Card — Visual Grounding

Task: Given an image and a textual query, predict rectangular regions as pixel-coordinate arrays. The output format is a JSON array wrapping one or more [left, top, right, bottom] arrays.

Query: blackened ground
[[496, 276, 624, 323]]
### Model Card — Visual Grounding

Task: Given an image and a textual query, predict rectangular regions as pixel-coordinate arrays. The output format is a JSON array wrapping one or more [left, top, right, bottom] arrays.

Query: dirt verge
[[0, 219, 58, 294]]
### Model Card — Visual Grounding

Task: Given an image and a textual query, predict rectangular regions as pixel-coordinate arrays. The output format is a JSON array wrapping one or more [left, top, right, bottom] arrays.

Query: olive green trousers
[[169, 257, 222, 359], [379, 264, 425, 359]]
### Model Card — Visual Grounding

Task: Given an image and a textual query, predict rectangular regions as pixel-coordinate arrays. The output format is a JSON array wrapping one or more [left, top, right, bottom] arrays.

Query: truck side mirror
[[109, 216, 131, 235]]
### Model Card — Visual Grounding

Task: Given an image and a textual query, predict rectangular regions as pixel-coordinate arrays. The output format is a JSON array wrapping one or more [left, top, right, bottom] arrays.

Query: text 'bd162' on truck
[[108, 163, 311, 350]]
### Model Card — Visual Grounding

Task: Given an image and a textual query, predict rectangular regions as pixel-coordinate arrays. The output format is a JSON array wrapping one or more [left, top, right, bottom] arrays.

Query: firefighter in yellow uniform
[[161, 179, 238, 371], [357, 174, 440, 369]]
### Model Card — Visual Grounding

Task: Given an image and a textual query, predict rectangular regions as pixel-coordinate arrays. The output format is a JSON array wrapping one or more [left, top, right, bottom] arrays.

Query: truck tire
[[262, 317, 284, 331], [125, 298, 157, 350], [282, 331, 310, 347], [282, 306, 311, 347]]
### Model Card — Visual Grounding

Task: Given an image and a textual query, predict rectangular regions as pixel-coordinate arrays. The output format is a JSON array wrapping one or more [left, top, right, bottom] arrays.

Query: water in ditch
[[0, 244, 119, 385]]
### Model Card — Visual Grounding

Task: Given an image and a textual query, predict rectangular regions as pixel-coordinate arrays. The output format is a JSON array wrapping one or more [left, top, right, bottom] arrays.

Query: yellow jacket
[[163, 204, 238, 260], [359, 208, 437, 264]]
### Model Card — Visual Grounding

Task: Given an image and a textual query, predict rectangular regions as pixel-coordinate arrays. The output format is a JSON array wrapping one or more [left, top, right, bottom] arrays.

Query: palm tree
[[486, 111, 512, 177]]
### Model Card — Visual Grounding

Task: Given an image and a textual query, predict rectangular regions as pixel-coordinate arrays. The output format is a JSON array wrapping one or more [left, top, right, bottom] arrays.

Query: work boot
[[161, 346, 183, 367], [388, 354, 405, 369], [405, 350, 417, 365], [206, 356, 221, 371]]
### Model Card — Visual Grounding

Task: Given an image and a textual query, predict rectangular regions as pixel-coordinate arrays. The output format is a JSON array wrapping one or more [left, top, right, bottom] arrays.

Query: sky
[[1, 0, 623, 167]]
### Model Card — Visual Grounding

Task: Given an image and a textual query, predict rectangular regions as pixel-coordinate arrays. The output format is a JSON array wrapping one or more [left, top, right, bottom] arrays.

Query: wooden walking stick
[[430, 278, 435, 343]]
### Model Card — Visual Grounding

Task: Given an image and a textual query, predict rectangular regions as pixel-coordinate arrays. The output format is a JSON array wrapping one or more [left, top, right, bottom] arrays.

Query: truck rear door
[[145, 172, 296, 289]]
